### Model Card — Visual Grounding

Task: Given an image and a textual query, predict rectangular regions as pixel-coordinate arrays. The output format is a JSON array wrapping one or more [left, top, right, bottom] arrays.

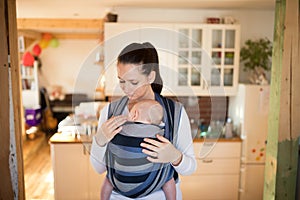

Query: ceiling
[[16, 0, 275, 19], [16, 0, 275, 39]]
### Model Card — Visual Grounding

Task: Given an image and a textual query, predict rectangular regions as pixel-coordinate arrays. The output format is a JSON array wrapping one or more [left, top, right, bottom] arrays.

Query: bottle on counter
[[224, 117, 233, 138]]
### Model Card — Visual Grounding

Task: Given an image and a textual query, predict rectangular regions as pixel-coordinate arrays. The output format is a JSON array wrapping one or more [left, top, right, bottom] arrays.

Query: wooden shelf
[[17, 18, 105, 40]]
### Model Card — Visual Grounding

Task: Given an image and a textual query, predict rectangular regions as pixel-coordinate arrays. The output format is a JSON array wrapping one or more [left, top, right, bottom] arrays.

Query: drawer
[[180, 174, 239, 200], [193, 142, 241, 159], [194, 158, 240, 175]]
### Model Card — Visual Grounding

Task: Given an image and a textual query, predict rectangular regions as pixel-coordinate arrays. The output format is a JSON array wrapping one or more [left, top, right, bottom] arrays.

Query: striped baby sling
[[105, 93, 182, 198]]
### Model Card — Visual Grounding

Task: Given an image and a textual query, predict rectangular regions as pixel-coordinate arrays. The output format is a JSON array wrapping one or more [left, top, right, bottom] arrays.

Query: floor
[[23, 131, 54, 200]]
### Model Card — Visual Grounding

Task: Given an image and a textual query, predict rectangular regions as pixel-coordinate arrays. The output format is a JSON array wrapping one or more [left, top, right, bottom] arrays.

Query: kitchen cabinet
[[50, 142, 105, 200], [172, 24, 207, 96], [206, 25, 240, 96], [172, 24, 240, 96], [104, 23, 240, 96], [180, 140, 241, 200]]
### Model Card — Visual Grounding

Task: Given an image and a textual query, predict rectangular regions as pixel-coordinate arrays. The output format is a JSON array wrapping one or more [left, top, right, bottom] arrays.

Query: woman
[[90, 42, 196, 199]]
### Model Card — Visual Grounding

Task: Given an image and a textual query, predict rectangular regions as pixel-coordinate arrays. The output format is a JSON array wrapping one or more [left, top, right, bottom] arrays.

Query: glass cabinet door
[[177, 27, 203, 87], [209, 27, 237, 87]]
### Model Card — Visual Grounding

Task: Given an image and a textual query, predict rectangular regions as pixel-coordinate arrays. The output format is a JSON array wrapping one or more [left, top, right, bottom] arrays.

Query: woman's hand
[[140, 134, 183, 166], [95, 115, 127, 146]]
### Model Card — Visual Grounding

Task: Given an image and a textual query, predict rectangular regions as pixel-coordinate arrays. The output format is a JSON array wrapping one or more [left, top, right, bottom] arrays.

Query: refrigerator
[[229, 84, 270, 200]]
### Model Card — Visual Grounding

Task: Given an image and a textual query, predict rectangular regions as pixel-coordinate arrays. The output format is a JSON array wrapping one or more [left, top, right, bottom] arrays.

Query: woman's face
[[117, 63, 154, 101]]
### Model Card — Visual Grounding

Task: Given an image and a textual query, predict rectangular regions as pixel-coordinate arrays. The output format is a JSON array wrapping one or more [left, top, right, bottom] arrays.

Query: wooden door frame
[[0, 0, 25, 199]]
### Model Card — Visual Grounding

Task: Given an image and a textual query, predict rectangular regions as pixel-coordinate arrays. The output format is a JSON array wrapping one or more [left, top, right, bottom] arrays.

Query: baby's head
[[128, 99, 163, 125]]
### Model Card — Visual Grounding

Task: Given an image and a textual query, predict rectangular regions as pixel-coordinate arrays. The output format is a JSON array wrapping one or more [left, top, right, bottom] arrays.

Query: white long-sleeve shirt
[[90, 103, 197, 199]]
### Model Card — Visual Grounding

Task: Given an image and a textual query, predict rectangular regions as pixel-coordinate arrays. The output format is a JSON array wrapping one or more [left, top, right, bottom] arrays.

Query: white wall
[[39, 8, 275, 97], [38, 40, 101, 98]]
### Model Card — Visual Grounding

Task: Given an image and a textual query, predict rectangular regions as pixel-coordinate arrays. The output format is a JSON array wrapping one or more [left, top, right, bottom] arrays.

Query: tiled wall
[[107, 96, 229, 128], [169, 96, 229, 128]]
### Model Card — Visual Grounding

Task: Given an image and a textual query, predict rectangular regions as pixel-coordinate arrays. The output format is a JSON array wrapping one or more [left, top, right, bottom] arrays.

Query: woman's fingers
[[107, 115, 127, 129], [155, 134, 170, 143], [143, 138, 162, 147], [141, 148, 158, 157], [112, 126, 123, 136], [146, 156, 159, 163], [140, 141, 159, 152]]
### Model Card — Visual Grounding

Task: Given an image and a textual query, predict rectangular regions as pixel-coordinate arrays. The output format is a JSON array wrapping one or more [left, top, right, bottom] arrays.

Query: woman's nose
[[121, 83, 131, 94]]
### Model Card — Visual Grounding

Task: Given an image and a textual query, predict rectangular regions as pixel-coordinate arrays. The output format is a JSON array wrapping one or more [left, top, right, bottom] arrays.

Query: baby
[[101, 99, 176, 200]]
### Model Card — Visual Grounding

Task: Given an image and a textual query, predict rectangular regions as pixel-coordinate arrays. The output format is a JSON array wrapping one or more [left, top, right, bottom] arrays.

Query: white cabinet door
[[85, 143, 106, 200], [140, 24, 175, 96], [180, 174, 239, 200], [180, 142, 241, 200], [104, 23, 140, 96], [51, 143, 105, 200], [172, 24, 240, 96], [173, 24, 209, 96], [206, 25, 240, 96], [51, 143, 89, 200]]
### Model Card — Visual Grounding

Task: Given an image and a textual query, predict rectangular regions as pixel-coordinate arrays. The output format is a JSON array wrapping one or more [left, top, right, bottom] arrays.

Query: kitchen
[[1, 0, 299, 199]]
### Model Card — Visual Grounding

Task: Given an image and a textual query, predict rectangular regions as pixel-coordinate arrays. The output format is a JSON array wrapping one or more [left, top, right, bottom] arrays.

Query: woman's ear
[[148, 71, 156, 84]]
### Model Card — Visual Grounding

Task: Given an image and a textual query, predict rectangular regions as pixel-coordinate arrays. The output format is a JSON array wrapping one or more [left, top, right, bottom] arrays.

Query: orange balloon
[[39, 40, 49, 49], [42, 33, 53, 41]]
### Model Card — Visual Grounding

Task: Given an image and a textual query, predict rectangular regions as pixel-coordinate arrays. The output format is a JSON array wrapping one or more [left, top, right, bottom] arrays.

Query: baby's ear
[[129, 110, 138, 121]]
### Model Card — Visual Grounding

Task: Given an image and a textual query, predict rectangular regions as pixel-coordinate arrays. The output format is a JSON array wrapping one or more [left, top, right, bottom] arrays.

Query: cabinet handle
[[83, 146, 86, 155], [203, 142, 214, 146], [82, 143, 91, 155], [202, 159, 213, 163]]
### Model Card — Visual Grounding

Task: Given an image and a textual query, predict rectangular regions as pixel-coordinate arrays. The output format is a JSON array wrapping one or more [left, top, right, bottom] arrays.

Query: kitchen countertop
[[194, 137, 242, 142], [49, 133, 93, 144], [49, 132, 242, 144]]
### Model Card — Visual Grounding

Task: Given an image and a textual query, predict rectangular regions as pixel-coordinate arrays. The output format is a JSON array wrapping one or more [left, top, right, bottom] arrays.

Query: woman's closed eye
[[119, 80, 139, 85], [130, 81, 138, 85]]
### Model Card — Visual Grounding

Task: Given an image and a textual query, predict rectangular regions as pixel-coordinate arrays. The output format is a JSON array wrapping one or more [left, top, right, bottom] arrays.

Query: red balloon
[[32, 44, 42, 56], [22, 52, 35, 66]]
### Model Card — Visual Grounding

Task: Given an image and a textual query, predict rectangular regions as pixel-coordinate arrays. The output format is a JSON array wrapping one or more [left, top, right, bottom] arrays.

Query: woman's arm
[[90, 105, 109, 174], [172, 107, 197, 175], [90, 102, 128, 174]]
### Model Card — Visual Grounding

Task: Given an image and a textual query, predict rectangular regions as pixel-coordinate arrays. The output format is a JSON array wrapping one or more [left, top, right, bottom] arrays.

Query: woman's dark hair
[[117, 42, 163, 94]]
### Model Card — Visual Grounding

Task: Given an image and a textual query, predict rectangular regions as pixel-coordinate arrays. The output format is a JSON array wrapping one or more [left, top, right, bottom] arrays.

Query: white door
[[242, 85, 269, 163], [239, 164, 265, 200]]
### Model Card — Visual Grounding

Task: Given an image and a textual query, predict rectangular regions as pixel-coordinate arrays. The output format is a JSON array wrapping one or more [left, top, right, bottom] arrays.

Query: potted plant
[[240, 38, 273, 85]]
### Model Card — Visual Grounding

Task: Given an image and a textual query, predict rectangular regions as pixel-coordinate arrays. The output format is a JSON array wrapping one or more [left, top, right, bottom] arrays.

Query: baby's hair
[[134, 100, 163, 125]]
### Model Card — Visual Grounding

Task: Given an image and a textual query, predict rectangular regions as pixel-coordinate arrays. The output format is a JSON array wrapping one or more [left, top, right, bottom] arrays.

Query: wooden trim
[[17, 18, 104, 30], [264, 0, 299, 199], [17, 18, 104, 40], [18, 30, 42, 40], [8, 0, 25, 199], [0, 0, 14, 199], [54, 33, 103, 40]]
